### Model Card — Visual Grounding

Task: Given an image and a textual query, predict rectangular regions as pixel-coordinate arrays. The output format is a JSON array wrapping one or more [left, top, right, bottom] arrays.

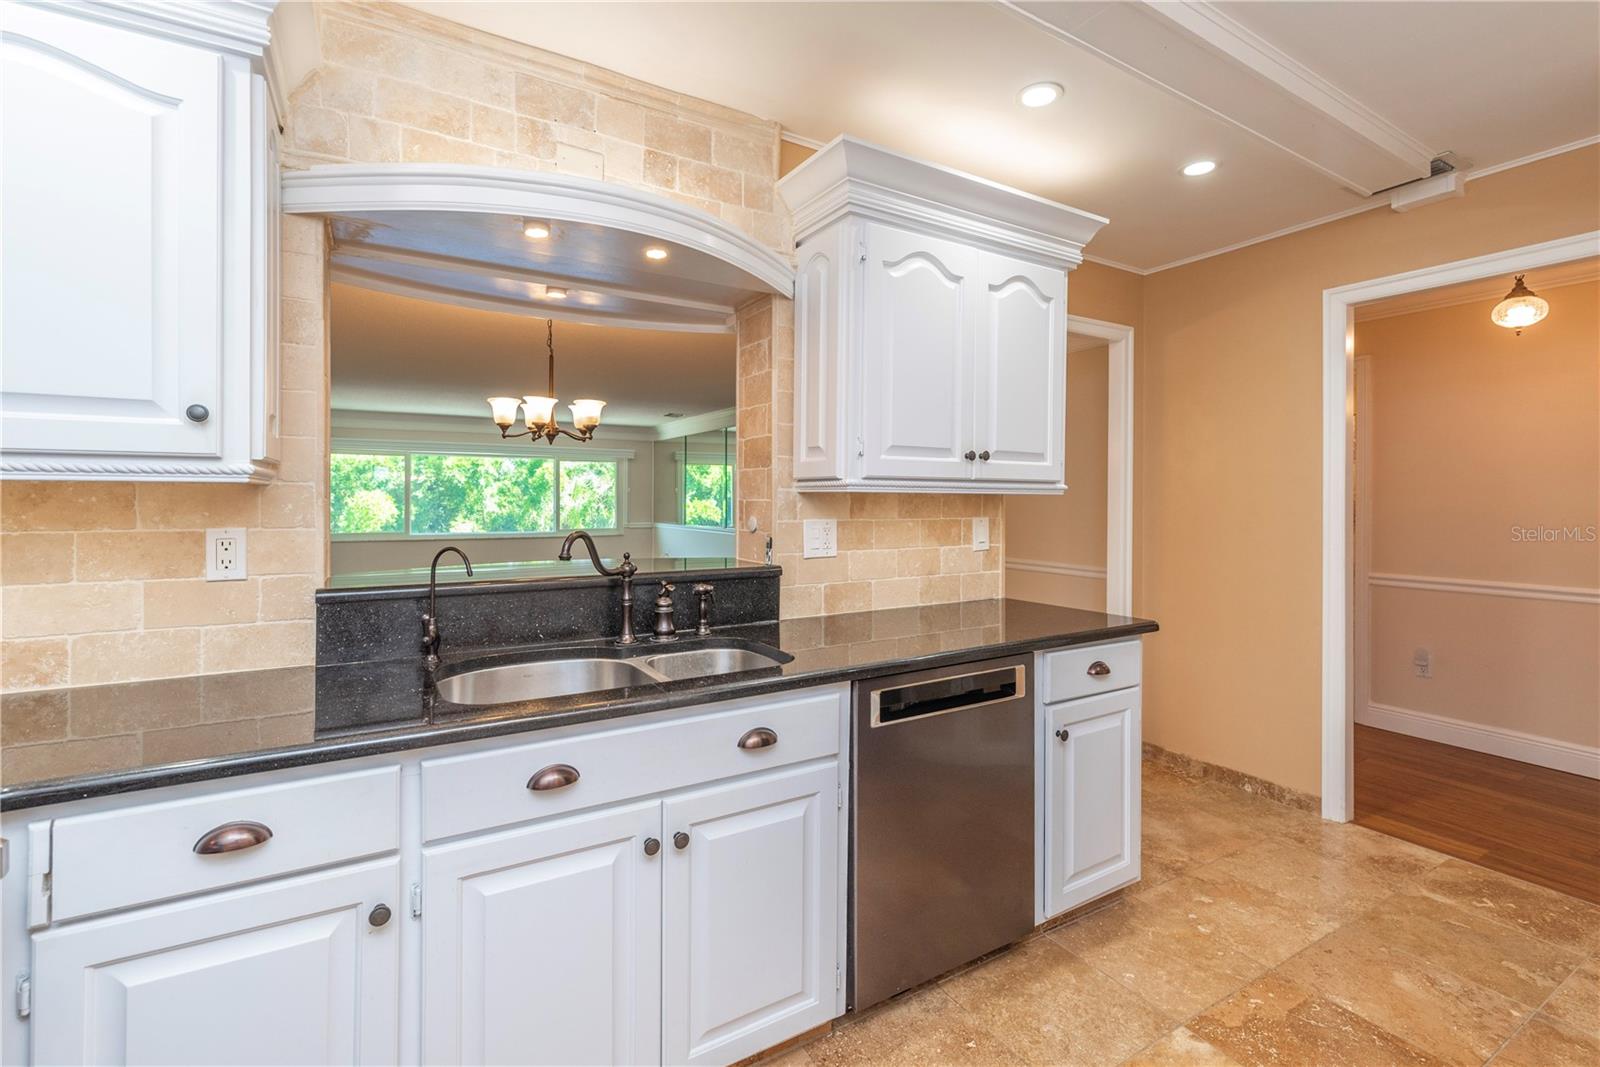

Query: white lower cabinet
[[30, 857, 400, 1066], [663, 763, 839, 1066], [1041, 687, 1142, 919], [422, 800, 662, 1066]]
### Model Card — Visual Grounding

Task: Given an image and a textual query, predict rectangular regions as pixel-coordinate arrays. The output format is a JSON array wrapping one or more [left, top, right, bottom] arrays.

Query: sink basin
[[433, 642, 792, 706], [434, 658, 658, 705], [638, 647, 786, 680]]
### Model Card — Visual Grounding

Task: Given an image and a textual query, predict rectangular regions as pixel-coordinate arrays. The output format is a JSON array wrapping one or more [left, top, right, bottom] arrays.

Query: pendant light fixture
[[486, 318, 605, 443], [1490, 274, 1550, 335]]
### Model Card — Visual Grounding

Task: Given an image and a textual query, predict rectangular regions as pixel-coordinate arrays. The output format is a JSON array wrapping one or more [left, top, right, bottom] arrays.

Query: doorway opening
[[1334, 248, 1598, 902], [1003, 315, 1133, 615]]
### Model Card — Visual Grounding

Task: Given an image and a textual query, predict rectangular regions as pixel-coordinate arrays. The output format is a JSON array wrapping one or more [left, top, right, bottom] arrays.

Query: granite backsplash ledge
[[316, 565, 782, 666]]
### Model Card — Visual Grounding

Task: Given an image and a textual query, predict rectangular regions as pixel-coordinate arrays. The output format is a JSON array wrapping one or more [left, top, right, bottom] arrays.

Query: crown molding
[[780, 135, 1107, 269]]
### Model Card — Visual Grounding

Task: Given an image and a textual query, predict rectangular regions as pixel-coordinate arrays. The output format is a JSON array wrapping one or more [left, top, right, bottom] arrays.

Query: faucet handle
[[691, 582, 714, 598]]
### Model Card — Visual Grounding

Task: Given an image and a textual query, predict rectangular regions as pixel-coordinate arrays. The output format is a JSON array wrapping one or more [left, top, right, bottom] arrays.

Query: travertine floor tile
[[1540, 955, 1600, 1040], [939, 936, 1172, 1065], [1175, 862, 1344, 966], [804, 987, 1020, 1067], [1490, 1015, 1600, 1067], [1122, 1026, 1244, 1066], [1276, 923, 1531, 1066], [1187, 972, 1445, 1067], [1417, 858, 1600, 953], [1351, 892, 1585, 1008], [1048, 892, 1268, 1019], [1277, 817, 1449, 885], [1201, 839, 1403, 924]]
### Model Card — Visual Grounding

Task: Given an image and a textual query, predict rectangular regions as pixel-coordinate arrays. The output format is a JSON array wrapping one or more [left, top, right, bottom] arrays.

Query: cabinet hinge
[[855, 434, 864, 458], [15, 975, 30, 1019], [836, 785, 844, 810], [409, 882, 423, 919], [835, 965, 842, 990]]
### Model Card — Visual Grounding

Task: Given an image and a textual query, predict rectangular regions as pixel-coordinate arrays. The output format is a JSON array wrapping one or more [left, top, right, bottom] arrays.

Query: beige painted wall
[[1358, 279, 1600, 748], [1006, 342, 1109, 611], [1137, 145, 1600, 796]]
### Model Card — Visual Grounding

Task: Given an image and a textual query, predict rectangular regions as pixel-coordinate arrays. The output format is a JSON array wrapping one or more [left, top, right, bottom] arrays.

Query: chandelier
[[1489, 274, 1550, 336], [486, 318, 605, 443]]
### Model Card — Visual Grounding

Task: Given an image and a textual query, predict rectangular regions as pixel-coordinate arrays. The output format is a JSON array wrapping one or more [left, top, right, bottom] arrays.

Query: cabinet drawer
[[1042, 640, 1141, 703], [422, 688, 845, 842], [50, 766, 400, 922]]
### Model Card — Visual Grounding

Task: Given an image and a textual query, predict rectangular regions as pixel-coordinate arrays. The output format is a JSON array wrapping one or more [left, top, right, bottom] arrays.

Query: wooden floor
[[1355, 724, 1600, 903]]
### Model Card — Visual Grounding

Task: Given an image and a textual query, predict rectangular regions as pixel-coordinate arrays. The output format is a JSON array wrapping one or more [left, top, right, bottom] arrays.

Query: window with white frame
[[330, 451, 619, 537]]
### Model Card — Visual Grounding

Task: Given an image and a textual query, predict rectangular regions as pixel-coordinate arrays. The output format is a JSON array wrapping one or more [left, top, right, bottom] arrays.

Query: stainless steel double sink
[[433, 644, 789, 706]]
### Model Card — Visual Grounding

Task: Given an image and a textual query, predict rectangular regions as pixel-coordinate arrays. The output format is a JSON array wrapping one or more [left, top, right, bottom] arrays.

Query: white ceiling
[[403, 0, 1600, 272], [330, 284, 736, 425]]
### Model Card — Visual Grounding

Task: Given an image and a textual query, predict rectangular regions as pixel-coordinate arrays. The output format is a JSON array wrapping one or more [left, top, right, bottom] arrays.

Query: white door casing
[[1319, 230, 1600, 820]]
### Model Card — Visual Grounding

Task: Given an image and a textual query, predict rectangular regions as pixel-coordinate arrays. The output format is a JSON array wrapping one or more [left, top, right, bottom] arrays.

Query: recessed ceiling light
[[1018, 82, 1063, 108], [644, 246, 669, 261], [544, 287, 568, 300], [522, 219, 551, 239], [1182, 160, 1217, 177]]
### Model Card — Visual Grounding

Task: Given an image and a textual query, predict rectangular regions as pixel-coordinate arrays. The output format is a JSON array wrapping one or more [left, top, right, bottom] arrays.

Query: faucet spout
[[558, 530, 639, 644], [423, 546, 473, 672]]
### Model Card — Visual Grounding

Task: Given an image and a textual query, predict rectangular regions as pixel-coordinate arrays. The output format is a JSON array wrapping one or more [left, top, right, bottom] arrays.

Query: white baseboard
[[1360, 702, 1600, 779]]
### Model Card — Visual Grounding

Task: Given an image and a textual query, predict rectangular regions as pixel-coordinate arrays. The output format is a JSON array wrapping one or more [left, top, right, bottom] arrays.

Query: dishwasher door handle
[[869, 664, 1026, 727]]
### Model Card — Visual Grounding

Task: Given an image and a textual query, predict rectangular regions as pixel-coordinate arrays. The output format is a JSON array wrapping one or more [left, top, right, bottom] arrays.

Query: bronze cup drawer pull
[[527, 763, 581, 791], [1086, 661, 1112, 677], [737, 727, 778, 751], [193, 821, 273, 855]]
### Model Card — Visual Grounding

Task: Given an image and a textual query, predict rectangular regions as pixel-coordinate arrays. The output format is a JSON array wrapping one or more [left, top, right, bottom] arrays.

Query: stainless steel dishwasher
[[850, 656, 1035, 1011]]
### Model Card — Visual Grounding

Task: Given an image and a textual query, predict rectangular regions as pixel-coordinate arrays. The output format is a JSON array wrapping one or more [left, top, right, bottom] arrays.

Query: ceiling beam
[[1004, 0, 1436, 195]]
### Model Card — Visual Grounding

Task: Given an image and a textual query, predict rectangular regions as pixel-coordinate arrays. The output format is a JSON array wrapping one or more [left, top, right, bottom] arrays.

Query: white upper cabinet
[[780, 136, 1105, 494], [0, 1, 282, 482]]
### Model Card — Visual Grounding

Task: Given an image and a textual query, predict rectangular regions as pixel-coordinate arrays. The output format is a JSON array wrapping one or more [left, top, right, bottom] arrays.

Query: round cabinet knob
[[978, 450, 991, 462], [964, 450, 977, 461], [185, 404, 210, 424], [673, 831, 690, 851], [643, 837, 661, 857], [368, 904, 392, 928], [1055, 728, 1070, 743]]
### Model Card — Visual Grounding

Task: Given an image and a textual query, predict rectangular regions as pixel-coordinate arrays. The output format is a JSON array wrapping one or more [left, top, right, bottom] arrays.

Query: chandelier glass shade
[[487, 319, 605, 443]]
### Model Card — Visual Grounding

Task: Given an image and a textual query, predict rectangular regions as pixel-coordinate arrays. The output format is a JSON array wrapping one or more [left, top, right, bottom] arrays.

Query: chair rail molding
[[1367, 572, 1600, 605], [1320, 229, 1600, 822], [1006, 559, 1108, 581]]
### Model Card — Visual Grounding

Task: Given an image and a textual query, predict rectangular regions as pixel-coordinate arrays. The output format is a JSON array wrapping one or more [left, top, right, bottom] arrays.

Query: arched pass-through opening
[[281, 163, 794, 333]]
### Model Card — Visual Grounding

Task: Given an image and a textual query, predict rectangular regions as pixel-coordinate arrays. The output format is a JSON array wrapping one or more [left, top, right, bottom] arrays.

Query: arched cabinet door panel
[[975, 253, 1067, 485], [859, 224, 979, 484], [1, 6, 224, 459]]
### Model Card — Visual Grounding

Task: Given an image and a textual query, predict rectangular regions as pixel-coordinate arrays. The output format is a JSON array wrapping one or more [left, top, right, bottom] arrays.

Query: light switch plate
[[972, 516, 991, 551], [802, 519, 837, 559], [205, 527, 247, 581]]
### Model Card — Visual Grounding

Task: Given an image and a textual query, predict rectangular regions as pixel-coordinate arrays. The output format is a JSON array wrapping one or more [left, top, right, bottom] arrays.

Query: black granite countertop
[[0, 600, 1156, 811]]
